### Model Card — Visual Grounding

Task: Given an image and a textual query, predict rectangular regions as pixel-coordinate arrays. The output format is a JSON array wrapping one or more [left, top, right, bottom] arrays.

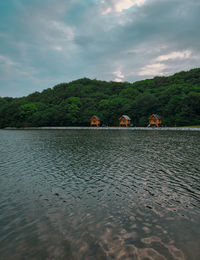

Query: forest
[[0, 68, 200, 128]]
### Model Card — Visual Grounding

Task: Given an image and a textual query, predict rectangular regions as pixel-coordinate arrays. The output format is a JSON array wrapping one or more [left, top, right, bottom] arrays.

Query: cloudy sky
[[0, 0, 200, 97]]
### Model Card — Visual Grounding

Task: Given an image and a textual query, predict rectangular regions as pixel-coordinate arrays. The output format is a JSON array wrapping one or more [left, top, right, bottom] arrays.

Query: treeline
[[0, 68, 200, 128]]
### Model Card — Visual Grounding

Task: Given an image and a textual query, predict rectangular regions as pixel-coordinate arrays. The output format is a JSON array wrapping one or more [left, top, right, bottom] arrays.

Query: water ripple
[[0, 130, 200, 259]]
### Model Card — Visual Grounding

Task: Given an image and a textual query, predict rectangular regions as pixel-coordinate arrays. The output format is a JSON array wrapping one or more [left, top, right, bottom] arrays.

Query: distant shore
[[2, 127, 200, 131]]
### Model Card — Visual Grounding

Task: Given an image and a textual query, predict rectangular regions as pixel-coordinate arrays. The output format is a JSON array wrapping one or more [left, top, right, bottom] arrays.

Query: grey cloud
[[0, 0, 200, 97]]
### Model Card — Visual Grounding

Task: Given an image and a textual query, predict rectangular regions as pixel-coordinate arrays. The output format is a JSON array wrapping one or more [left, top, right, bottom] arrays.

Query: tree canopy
[[0, 68, 200, 128]]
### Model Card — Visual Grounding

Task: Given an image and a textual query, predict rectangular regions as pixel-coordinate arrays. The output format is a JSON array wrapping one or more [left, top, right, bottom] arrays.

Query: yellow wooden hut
[[119, 115, 131, 127], [90, 115, 101, 127], [148, 114, 162, 127]]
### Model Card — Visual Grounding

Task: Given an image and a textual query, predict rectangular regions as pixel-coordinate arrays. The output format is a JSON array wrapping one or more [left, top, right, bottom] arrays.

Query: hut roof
[[153, 114, 161, 119], [120, 115, 131, 121], [91, 115, 100, 120]]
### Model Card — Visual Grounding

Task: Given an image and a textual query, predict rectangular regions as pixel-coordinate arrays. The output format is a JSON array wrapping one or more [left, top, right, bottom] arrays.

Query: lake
[[0, 130, 199, 259]]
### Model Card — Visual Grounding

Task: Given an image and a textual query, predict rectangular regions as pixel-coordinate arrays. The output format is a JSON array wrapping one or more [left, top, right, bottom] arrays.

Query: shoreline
[[2, 126, 200, 131]]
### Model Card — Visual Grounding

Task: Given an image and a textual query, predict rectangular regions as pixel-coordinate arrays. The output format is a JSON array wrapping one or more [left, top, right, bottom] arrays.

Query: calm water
[[0, 130, 200, 260]]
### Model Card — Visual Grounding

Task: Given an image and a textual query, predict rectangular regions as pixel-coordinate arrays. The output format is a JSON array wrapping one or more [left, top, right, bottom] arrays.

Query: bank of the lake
[[3, 126, 200, 131]]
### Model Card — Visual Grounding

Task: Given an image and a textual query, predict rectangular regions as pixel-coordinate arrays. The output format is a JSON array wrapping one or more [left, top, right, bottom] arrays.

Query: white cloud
[[101, 7, 112, 15], [113, 69, 124, 81], [155, 50, 192, 62], [138, 63, 166, 76], [0, 54, 38, 82], [101, 0, 146, 15], [115, 0, 137, 12], [0, 55, 17, 66], [137, 50, 193, 77], [54, 46, 63, 51], [114, 78, 123, 82], [51, 21, 74, 42], [114, 70, 124, 78], [117, 0, 146, 11]]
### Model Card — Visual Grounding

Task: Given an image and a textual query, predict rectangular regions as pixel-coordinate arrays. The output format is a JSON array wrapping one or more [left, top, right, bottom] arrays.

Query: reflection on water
[[0, 130, 200, 259]]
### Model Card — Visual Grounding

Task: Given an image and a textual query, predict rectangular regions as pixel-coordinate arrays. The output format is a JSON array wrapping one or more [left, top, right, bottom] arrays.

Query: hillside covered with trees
[[0, 68, 200, 128]]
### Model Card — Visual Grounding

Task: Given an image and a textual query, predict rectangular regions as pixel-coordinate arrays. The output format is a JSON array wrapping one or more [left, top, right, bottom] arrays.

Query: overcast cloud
[[0, 0, 200, 97]]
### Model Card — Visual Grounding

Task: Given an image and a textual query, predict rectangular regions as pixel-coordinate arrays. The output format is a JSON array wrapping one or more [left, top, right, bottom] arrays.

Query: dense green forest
[[0, 68, 200, 128]]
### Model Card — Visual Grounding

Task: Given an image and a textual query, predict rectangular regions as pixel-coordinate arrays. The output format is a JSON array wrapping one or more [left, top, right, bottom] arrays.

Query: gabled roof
[[150, 114, 161, 119], [120, 115, 131, 121], [91, 115, 100, 120]]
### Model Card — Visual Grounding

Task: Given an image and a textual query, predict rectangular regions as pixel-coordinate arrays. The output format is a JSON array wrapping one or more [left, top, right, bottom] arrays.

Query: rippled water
[[0, 130, 200, 260]]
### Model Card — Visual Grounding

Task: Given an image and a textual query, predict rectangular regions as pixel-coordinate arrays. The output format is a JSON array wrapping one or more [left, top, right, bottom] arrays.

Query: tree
[[0, 68, 200, 128]]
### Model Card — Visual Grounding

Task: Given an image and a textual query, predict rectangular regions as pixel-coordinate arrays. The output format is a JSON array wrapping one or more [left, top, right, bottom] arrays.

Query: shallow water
[[0, 130, 199, 260]]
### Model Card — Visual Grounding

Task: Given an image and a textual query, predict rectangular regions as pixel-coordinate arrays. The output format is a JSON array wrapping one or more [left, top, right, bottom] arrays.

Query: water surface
[[0, 130, 200, 259]]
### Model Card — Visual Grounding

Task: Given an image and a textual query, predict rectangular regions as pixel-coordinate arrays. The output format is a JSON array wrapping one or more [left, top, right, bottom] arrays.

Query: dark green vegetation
[[0, 68, 200, 128]]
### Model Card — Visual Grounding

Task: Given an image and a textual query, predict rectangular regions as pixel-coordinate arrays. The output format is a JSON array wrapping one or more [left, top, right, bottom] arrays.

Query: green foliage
[[64, 97, 81, 124], [19, 103, 38, 118], [0, 68, 200, 128]]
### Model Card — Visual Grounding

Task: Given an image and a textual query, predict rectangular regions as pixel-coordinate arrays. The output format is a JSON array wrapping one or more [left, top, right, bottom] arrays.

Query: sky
[[0, 0, 200, 97]]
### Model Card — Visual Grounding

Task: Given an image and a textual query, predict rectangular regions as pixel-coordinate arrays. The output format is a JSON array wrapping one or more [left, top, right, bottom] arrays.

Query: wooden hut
[[90, 115, 101, 127], [119, 115, 131, 127], [148, 114, 162, 127]]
